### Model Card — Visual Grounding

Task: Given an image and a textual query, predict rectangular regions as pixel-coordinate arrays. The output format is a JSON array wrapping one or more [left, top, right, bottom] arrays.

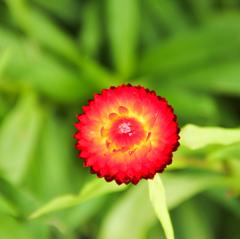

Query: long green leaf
[[32, 0, 79, 23], [24, 111, 74, 201], [0, 177, 40, 216], [24, 53, 91, 103], [208, 143, 240, 162], [6, 0, 119, 87], [0, 215, 34, 239], [106, 0, 140, 78], [0, 93, 42, 184], [6, 0, 77, 62], [162, 173, 235, 209], [170, 61, 240, 96], [0, 195, 18, 216], [29, 179, 127, 219], [180, 124, 240, 150], [79, 1, 102, 58], [140, 14, 240, 76], [0, 27, 35, 78], [148, 174, 174, 239], [0, 48, 11, 77], [147, 0, 188, 33], [0, 27, 91, 103]]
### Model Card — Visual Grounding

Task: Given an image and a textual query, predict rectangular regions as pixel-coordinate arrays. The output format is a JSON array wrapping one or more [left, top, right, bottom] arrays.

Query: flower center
[[118, 122, 132, 134], [109, 117, 145, 148]]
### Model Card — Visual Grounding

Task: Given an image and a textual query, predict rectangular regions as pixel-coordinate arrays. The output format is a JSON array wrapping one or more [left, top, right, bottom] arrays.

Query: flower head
[[74, 85, 180, 184]]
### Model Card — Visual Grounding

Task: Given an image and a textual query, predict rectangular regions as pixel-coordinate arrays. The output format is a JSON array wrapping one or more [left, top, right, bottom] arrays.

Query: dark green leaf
[[172, 200, 215, 239]]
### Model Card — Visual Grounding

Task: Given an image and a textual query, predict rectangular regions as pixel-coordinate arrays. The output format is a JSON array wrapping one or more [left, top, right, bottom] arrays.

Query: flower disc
[[74, 85, 180, 184]]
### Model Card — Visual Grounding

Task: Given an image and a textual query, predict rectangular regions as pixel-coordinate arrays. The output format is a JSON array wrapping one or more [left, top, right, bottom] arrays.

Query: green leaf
[[148, 174, 175, 239], [0, 48, 11, 77], [24, 52, 91, 103], [0, 215, 34, 239], [187, 0, 213, 22], [146, 0, 188, 33], [0, 27, 35, 78], [29, 179, 127, 219], [222, 0, 239, 8], [61, 197, 106, 230], [159, 88, 219, 125], [0, 177, 40, 216], [208, 143, 240, 162], [206, 189, 240, 218], [32, 0, 79, 23], [99, 182, 156, 239], [170, 61, 240, 96], [162, 173, 231, 209], [106, 0, 140, 78], [24, 110, 74, 201], [180, 124, 240, 150], [140, 10, 161, 49], [0, 93, 43, 184], [0, 27, 91, 103], [6, 0, 78, 62], [6, 0, 119, 87], [0, 98, 9, 120], [173, 200, 215, 239], [79, 1, 102, 58], [140, 14, 240, 76], [0, 195, 18, 216]]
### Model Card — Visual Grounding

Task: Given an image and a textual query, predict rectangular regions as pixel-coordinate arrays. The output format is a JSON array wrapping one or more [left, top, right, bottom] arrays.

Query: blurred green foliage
[[0, 0, 240, 238]]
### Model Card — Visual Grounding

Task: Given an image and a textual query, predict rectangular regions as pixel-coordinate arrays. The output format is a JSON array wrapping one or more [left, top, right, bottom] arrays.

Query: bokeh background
[[0, 0, 240, 238]]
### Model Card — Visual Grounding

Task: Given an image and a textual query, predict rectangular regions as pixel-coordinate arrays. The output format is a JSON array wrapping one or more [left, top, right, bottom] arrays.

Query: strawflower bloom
[[74, 85, 180, 185]]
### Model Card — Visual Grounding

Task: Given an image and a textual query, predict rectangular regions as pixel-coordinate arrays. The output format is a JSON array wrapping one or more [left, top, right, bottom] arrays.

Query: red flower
[[74, 85, 180, 185]]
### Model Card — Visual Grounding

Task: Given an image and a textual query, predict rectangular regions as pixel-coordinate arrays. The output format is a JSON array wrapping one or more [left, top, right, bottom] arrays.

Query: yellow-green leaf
[[148, 174, 174, 239], [180, 124, 240, 150]]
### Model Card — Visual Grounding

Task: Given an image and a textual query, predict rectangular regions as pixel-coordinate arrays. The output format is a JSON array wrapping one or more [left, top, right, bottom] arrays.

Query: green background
[[0, 0, 240, 238]]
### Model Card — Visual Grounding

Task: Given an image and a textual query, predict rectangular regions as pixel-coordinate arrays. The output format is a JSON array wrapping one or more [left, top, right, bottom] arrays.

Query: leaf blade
[[180, 124, 240, 150], [29, 179, 127, 219], [106, 0, 140, 78], [148, 175, 174, 239], [0, 93, 42, 184]]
